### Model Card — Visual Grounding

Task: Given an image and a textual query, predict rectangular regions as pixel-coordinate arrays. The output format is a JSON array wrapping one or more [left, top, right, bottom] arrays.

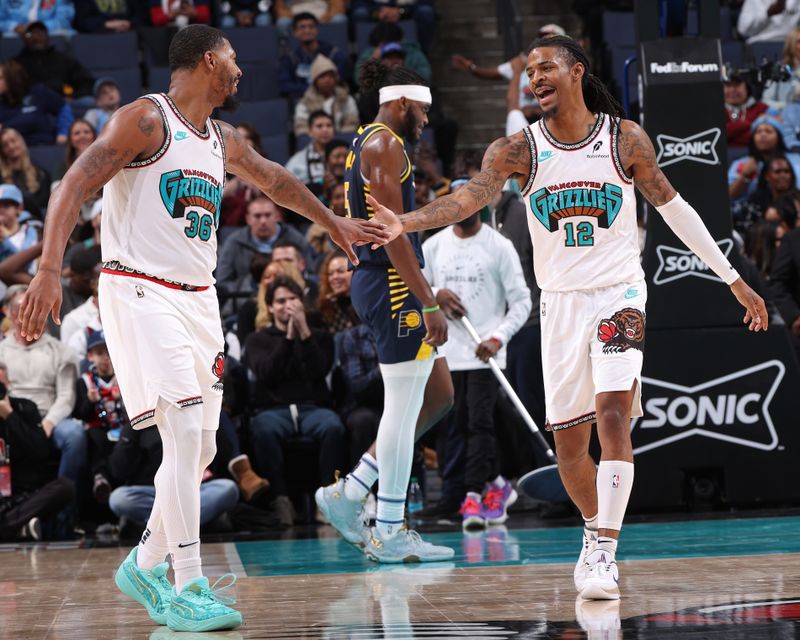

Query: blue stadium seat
[[223, 26, 278, 62], [355, 20, 417, 53], [28, 144, 66, 177], [261, 133, 289, 164], [602, 12, 635, 47], [0, 34, 69, 60], [749, 41, 783, 63], [71, 32, 138, 71], [606, 44, 637, 104], [237, 62, 279, 100], [104, 67, 143, 105], [719, 6, 735, 42], [216, 98, 289, 140], [148, 66, 171, 93], [721, 41, 745, 68]]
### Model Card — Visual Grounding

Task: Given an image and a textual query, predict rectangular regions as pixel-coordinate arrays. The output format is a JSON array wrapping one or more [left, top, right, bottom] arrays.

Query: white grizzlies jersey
[[102, 93, 225, 287], [520, 112, 643, 292]]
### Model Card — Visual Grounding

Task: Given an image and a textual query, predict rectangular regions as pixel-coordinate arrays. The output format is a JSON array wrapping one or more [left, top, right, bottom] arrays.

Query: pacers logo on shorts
[[397, 310, 422, 337]]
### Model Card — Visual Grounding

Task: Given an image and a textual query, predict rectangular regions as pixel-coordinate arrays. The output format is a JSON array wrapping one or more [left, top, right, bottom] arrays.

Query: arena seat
[[0, 33, 69, 60], [71, 32, 138, 71], [216, 98, 289, 143], [28, 144, 66, 177]]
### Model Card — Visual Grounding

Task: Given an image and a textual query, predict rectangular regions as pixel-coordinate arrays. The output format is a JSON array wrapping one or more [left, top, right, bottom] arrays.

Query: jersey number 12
[[564, 221, 594, 247]]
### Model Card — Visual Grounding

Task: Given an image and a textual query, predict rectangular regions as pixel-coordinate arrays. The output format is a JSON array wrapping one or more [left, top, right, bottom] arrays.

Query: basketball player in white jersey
[[18, 25, 389, 632], [368, 35, 768, 601]]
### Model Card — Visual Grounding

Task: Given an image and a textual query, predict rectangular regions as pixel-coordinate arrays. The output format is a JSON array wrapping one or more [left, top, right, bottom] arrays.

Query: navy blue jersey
[[344, 122, 424, 268]]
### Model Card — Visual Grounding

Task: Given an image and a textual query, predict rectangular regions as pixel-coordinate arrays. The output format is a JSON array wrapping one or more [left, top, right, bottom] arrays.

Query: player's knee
[[596, 403, 629, 432]]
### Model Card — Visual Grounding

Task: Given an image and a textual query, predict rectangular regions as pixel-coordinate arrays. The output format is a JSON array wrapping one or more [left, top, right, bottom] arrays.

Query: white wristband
[[655, 193, 740, 285]]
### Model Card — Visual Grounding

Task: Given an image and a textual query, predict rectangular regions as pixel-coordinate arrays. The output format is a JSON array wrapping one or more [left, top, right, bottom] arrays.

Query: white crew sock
[[375, 357, 434, 539], [583, 513, 598, 532], [345, 453, 379, 501], [596, 460, 634, 531]]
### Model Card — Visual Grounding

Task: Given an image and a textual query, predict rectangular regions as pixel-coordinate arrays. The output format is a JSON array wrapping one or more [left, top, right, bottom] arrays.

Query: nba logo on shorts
[[612, 474, 620, 488], [397, 310, 422, 337]]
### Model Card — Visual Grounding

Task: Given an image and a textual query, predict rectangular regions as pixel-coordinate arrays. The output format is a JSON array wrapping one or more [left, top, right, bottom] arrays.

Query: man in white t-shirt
[[421, 177, 531, 528], [737, 0, 800, 43]]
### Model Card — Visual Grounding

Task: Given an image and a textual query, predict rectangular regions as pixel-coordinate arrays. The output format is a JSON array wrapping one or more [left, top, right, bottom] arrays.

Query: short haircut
[[249, 252, 272, 283], [247, 194, 281, 215], [266, 275, 304, 306], [309, 110, 333, 128], [274, 238, 305, 256], [325, 138, 349, 160], [168, 24, 228, 72], [70, 246, 102, 274], [292, 12, 318, 28]]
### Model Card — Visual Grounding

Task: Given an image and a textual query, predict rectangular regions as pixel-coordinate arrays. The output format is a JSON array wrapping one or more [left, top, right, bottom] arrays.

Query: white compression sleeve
[[655, 193, 740, 285]]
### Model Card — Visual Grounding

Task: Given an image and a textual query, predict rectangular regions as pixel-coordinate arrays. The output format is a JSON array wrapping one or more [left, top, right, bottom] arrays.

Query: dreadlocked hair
[[359, 58, 427, 95], [528, 35, 625, 118]]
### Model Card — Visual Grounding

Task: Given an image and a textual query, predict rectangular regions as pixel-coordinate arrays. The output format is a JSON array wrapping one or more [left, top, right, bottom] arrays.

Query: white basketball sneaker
[[573, 527, 597, 591], [580, 548, 620, 600]]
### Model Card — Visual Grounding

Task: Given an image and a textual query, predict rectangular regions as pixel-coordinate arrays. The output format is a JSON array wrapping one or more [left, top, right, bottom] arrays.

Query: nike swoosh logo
[[177, 540, 198, 548], [624, 290, 639, 299]]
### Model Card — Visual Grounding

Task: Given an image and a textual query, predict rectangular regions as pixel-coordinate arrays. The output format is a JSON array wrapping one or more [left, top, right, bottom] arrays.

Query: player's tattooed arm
[[618, 119, 677, 207], [400, 131, 530, 233]]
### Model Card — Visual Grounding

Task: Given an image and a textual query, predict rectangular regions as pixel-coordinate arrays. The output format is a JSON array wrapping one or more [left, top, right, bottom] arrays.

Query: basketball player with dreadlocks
[[369, 36, 768, 596], [314, 59, 455, 563]]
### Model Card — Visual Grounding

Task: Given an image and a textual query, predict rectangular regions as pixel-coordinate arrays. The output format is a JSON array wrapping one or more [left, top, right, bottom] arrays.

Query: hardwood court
[[3, 515, 800, 639]]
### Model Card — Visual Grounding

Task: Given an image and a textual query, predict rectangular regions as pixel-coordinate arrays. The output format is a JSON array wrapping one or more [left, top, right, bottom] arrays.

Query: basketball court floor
[[4, 513, 800, 639]]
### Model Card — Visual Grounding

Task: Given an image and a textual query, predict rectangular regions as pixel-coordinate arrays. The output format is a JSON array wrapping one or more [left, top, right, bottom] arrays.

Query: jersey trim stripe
[[126, 95, 172, 169], [162, 93, 211, 139], [539, 112, 605, 151], [521, 126, 538, 195], [610, 117, 634, 184], [101, 261, 210, 292]]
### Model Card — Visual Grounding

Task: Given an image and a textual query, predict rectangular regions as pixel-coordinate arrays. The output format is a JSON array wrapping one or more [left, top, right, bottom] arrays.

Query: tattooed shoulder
[[618, 119, 676, 206]]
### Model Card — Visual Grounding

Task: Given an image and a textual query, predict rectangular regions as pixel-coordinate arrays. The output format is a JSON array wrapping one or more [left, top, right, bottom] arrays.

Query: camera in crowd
[[723, 60, 792, 93]]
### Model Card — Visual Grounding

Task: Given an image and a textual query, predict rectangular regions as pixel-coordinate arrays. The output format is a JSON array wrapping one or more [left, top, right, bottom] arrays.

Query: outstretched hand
[[327, 214, 391, 265], [365, 194, 403, 248], [730, 278, 768, 332]]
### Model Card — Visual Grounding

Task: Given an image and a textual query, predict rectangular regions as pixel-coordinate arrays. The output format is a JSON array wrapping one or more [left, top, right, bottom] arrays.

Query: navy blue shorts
[[351, 266, 433, 365]]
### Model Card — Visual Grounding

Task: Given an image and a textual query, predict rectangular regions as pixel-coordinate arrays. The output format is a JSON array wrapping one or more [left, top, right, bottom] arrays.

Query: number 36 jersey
[[520, 112, 643, 293], [102, 93, 225, 287]]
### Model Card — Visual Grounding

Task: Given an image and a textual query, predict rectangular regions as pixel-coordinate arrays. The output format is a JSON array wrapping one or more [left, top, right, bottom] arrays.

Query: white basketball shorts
[[98, 272, 225, 431], [540, 280, 646, 431]]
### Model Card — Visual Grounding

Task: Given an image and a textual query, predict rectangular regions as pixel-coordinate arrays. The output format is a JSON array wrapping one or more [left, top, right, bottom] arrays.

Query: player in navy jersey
[[315, 60, 455, 563]]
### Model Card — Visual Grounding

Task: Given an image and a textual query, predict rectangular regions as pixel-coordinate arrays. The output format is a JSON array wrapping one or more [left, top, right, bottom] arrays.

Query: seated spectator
[[413, 167, 434, 207], [72, 330, 122, 503], [0, 361, 74, 541], [737, 0, 800, 44], [279, 12, 349, 100], [83, 78, 122, 135], [236, 254, 305, 343], [149, 0, 210, 28], [220, 123, 263, 229], [316, 249, 357, 333], [0, 61, 72, 146], [747, 220, 784, 276], [64, 199, 102, 268], [729, 116, 800, 202], [109, 417, 239, 531], [762, 26, 800, 110], [54, 246, 103, 339], [273, 237, 320, 291], [219, 0, 272, 27], [0, 1, 75, 36], [351, 0, 435, 53], [335, 322, 381, 468], [0, 185, 40, 273], [323, 139, 348, 191], [13, 22, 94, 101], [355, 22, 431, 85], [274, 0, 346, 35], [60, 270, 101, 358], [244, 276, 345, 527], [0, 286, 86, 495], [0, 127, 50, 218], [770, 226, 800, 359], [217, 195, 309, 294], [0, 239, 42, 290], [724, 74, 768, 149], [294, 55, 359, 137], [74, 0, 139, 33], [53, 119, 97, 182], [285, 110, 335, 194]]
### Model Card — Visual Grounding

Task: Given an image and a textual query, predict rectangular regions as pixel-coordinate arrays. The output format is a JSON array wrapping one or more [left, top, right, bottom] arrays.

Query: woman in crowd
[[316, 249, 358, 334], [53, 119, 97, 181], [0, 128, 50, 218], [735, 155, 800, 234], [762, 26, 800, 110], [0, 61, 72, 146], [729, 116, 800, 202]]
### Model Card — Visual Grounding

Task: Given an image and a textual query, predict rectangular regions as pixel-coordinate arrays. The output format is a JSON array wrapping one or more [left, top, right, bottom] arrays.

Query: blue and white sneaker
[[167, 575, 243, 632], [114, 547, 173, 625], [579, 549, 620, 600], [574, 527, 598, 591], [364, 525, 455, 564], [315, 475, 368, 547]]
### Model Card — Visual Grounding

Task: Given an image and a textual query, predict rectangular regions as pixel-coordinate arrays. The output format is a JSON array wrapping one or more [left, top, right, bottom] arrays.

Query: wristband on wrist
[[422, 305, 440, 313]]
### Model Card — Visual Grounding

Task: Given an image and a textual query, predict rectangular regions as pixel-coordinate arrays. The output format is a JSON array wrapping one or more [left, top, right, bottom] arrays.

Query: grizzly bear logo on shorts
[[211, 352, 225, 391], [597, 308, 645, 353]]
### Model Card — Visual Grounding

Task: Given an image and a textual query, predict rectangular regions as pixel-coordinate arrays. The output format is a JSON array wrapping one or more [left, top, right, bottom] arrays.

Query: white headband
[[379, 85, 432, 105]]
